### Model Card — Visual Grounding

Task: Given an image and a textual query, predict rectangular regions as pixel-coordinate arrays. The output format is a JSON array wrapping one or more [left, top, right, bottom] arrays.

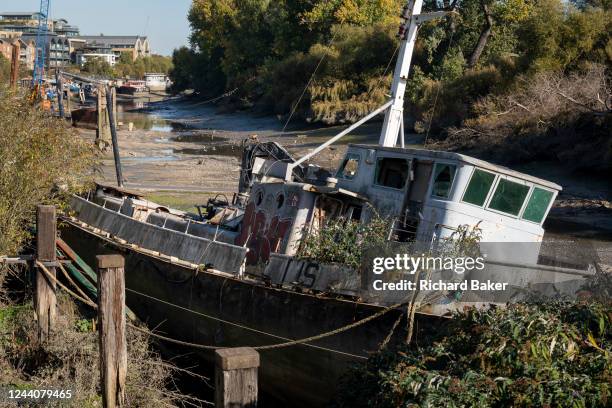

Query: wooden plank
[[97, 254, 127, 408], [215, 347, 259, 407], [36, 205, 56, 342]]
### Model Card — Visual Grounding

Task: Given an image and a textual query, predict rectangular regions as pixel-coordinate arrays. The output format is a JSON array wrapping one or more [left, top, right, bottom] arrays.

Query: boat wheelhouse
[[335, 145, 560, 247], [237, 143, 560, 266]]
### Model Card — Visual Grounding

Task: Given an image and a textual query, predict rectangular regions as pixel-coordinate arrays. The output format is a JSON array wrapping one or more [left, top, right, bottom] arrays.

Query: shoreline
[[79, 94, 612, 240]]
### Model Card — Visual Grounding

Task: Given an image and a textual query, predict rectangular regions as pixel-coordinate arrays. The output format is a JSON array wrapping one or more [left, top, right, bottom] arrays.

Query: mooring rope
[[190, 87, 239, 107], [36, 261, 98, 309], [126, 287, 403, 355], [37, 261, 405, 358], [424, 26, 456, 146]]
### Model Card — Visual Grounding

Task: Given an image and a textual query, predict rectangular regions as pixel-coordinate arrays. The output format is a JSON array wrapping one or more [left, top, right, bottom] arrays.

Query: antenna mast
[[379, 0, 451, 147], [284, 1, 451, 180]]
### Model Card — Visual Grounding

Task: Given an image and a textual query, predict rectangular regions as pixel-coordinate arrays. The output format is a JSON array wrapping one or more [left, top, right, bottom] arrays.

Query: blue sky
[[0, 0, 192, 55]]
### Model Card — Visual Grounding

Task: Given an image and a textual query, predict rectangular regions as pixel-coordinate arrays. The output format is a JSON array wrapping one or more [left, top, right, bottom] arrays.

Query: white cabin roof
[[350, 144, 562, 191]]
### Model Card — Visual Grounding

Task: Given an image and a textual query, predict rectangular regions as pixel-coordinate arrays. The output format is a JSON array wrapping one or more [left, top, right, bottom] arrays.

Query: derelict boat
[[60, 0, 596, 404]]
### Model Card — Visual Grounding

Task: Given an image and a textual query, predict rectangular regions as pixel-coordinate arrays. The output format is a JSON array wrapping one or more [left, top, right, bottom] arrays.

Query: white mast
[[379, 0, 423, 147], [285, 1, 451, 180], [379, 1, 452, 147]]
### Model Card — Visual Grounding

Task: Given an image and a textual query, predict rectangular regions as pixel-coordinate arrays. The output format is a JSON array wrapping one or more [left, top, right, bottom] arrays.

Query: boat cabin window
[[521, 187, 554, 223], [374, 158, 409, 189], [462, 169, 496, 206], [336, 153, 361, 180], [487, 178, 530, 216], [431, 163, 456, 198]]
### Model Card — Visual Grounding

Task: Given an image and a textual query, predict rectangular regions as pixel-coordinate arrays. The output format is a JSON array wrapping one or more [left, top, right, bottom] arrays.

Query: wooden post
[[215, 347, 259, 408], [96, 85, 111, 149], [36, 205, 56, 342], [66, 87, 72, 118], [9, 41, 19, 88], [106, 86, 123, 188], [111, 86, 117, 128], [97, 255, 127, 408]]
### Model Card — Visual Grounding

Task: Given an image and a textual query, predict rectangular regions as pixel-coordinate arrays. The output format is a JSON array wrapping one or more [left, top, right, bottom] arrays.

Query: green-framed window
[[462, 169, 496, 206], [522, 187, 554, 223], [487, 178, 530, 216]]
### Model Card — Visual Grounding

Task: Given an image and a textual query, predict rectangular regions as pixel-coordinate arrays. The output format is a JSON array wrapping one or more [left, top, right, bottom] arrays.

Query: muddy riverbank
[[80, 95, 612, 239]]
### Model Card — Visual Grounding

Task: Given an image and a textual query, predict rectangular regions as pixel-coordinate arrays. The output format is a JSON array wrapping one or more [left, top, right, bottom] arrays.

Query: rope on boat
[[36, 261, 405, 358], [125, 287, 404, 355], [283, 28, 342, 135]]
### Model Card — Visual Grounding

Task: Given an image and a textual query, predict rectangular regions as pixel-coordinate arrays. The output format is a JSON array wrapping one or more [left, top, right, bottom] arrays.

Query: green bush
[[335, 301, 611, 407], [0, 87, 95, 256], [297, 215, 390, 269]]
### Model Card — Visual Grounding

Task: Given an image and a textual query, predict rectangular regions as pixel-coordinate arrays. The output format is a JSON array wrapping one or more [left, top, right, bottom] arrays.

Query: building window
[[462, 169, 495, 206], [521, 187, 554, 223], [487, 178, 530, 216], [431, 163, 456, 198], [374, 158, 409, 189], [336, 153, 360, 180]]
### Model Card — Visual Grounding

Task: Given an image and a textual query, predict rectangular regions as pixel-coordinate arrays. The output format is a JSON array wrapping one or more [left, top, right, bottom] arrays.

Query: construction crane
[[32, 0, 51, 86]]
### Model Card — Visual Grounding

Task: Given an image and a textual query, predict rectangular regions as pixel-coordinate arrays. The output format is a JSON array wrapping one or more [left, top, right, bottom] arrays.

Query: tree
[[467, 0, 494, 67], [82, 56, 113, 77], [113, 54, 173, 79], [173, 0, 611, 126], [169, 46, 195, 92]]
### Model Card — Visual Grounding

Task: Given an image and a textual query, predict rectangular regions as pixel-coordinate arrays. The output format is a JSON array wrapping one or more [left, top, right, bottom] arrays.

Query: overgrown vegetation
[[0, 292, 187, 407], [434, 64, 612, 171], [297, 215, 390, 269], [0, 53, 10, 83], [335, 300, 611, 407], [171, 0, 610, 172], [0, 86, 198, 406], [172, 0, 609, 120], [0, 86, 95, 256]]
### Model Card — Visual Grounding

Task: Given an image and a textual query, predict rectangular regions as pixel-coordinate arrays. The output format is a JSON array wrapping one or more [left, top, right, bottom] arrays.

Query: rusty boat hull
[[60, 220, 442, 406]]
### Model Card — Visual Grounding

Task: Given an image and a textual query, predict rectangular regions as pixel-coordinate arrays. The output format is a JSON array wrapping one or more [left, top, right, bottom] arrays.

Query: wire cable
[[424, 26, 456, 146]]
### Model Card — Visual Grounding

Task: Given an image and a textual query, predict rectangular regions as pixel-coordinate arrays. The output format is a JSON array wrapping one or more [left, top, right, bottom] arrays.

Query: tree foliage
[[171, 0, 611, 127], [113, 54, 173, 79], [81, 54, 173, 79], [0, 54, 10, 83], [82, 56, 113, 77]]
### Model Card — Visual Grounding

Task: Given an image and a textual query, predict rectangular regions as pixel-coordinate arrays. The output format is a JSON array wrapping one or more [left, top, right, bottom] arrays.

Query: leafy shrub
[[436, 64, 612, 172], [0, 87, 96, 256], [335, 301, 611, 407], [297, 215, 390, 269]]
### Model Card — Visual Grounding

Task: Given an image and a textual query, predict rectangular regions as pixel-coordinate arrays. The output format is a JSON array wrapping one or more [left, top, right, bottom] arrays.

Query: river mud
[[78, 95, 612, 240]]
